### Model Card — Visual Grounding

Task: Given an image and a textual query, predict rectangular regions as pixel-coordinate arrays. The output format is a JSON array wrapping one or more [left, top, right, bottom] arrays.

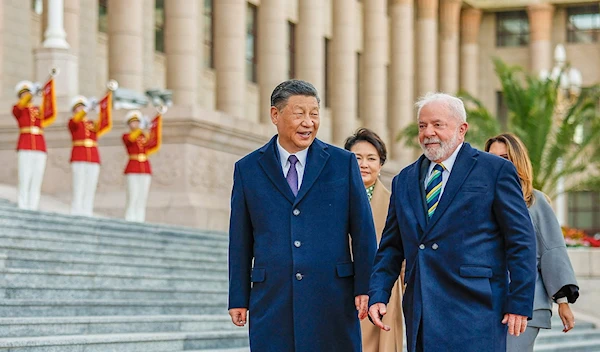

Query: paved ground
[[572, 277, 600, 325]]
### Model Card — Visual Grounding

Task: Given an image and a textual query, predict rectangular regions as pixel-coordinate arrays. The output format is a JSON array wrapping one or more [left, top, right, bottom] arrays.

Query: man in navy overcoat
[[368, 93, 536, 352], [229, 80, 377, 351]]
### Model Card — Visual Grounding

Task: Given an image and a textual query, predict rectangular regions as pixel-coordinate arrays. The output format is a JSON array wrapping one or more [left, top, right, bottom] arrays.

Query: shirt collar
[[428, 142, 463, 174], [277, 137, 309, 168]]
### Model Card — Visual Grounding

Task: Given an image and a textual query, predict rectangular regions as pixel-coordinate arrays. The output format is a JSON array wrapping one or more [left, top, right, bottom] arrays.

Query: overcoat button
[[432, 243, 439, 250], [419, 244, 425, 250], [294, 241, 301, 248], [293, 209, 300, 216], [295, 273, 303, 281]]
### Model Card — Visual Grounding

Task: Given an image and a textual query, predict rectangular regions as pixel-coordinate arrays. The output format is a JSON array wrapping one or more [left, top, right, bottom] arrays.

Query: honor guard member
[[68, 93, 112, 216], [12, 78, 56, 210], [122, 110, 162, 222]]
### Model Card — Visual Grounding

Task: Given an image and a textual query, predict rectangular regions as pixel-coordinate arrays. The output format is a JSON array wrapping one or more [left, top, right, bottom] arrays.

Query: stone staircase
[[0, 199, 249, 351], [535, 316, 600, 352]]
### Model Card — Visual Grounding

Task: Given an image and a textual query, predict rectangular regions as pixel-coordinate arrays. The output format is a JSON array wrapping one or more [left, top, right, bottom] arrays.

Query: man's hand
[[558, 303, 575, 333], [502, 313, 528, 336], [229, 308, 248, 327], [355, 295, 369, 320], [368, 303, 391, 331]]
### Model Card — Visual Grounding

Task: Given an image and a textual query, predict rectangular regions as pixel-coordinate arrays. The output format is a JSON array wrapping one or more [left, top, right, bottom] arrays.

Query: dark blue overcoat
[[369, 143, 536, 352], [229, 136, 377, 352]]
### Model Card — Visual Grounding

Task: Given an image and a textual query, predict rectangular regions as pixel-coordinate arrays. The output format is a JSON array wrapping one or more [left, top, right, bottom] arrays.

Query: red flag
[[41, 79, 56, 127], [96, 91, 112, 137], [146, 114, 162, 156]]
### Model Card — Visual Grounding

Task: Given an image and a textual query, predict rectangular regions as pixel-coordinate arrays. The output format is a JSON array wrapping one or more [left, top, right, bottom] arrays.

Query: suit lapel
[[294, 139, 329, 205], [258, 136, 296, 204], [425, 143, 478, 233], [409, 156, 428, 232]]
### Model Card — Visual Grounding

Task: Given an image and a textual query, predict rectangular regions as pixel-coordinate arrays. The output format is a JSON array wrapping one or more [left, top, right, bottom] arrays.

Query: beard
[[420, 131, 461, 162]]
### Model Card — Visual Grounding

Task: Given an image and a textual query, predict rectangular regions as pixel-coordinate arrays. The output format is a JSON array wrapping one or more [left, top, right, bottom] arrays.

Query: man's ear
[[460, 122, 469, 136], [270, 106, 279, 125]]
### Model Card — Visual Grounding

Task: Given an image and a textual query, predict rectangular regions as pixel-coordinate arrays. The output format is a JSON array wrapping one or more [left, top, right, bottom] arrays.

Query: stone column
[[363, 0, 388, 144], [165, 0, 199, 106], [390, 0, 415, 165], [417, 0, 438, 96], [63, 0, 79, 54], [528, 3, 554, 74], [296, 0, 324, 98], [331, 0, 357, 146], [439, 0, 461, 94], [35, 0, 78, 107], [257, 0, 287, 123], [214, 0, 246, 118], [43, 0, 69, 49], [459, 7, 482, 96], [108, 0, 144, 92]]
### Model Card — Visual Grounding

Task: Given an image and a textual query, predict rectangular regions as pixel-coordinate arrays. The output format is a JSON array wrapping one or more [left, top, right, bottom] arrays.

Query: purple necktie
[[286, 155, 299, 196]]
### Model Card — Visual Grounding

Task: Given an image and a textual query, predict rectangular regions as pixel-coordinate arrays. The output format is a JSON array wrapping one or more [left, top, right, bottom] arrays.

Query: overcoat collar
[[409, 143, 479, 236], [258, 135, 330, 205]]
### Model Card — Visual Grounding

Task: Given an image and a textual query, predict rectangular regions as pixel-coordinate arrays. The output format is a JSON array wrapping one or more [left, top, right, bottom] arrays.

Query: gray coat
[[529, 189, 578, 328]]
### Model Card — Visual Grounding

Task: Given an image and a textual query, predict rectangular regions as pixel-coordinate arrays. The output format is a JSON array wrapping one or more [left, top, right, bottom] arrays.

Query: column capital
[[527, 3, 554, 42], [460, 7, 482, 44], [440, 0, 462, 39], [417, 0, 439, 19]]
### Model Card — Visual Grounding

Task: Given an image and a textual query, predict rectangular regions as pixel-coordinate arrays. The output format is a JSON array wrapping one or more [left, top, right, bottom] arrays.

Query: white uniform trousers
[[17, 150, 47, 210], [71, 162, 100, 216], [125, 174, 152, 222]]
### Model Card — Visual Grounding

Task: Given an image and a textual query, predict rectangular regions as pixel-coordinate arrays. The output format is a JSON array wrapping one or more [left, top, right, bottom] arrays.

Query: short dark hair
[[344, 128, 387, 165], [270, 79, 320, 110]]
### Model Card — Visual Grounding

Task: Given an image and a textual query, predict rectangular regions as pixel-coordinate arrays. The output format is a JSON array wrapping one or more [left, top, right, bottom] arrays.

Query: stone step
[[0, 331, 249, 351], [536, 328, 600, 344], [0, 235, 228, 262], [534, 339, 600, 352], [0, 204, 229, 245], [0, 243, 227, 268], [0, 268, 228, 292], [0, 300, 227, 317], [0, 315, 233, 338], [4, 255, 227, 276], [550, 318, 595, 331], [0, 219, 229, 249]]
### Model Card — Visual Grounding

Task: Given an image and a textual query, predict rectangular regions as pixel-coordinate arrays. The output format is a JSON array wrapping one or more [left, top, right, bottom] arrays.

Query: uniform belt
[[129, 153, 148, 162], [73, 139, 97, 148], [20, 126, 43, 135]]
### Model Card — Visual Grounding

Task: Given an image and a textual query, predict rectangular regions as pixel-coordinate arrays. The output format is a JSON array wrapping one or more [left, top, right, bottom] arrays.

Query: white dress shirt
[[277, 138, 308, 189], [424, 143, 463, 199]]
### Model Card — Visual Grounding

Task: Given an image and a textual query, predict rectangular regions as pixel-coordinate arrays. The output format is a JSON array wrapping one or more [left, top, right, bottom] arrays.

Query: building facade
[[0, 0, 598, 233]]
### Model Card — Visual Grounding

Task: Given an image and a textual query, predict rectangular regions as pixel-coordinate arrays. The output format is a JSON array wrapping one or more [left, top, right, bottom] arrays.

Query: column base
[[34, 47, 78, 110]]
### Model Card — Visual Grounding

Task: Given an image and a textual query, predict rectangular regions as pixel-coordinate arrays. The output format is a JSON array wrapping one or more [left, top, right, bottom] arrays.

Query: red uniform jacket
[[13, 105, 47, 152], [122, 132, 157, 174], [69, 118, 100, 164]]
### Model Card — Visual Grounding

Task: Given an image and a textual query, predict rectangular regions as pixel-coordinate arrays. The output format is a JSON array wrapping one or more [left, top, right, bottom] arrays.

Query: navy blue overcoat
[[369, 143, 536, 352], [229, 136, 377, 352]]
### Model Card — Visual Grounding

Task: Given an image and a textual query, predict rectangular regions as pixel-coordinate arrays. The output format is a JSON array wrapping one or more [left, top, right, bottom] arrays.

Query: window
[[568, 191, 600, 234], [204, 0, 214, 68], [99, 0, 108, 33], [496, 11, 529, 47], [32, 0, 42, 14], [496, 91, 508, 130], [324, 38, 330, 108], [567, 4, 600, 43], [155, 0, 165, 53], [246, 4, 258, 83], [288, 21, 296, 79]]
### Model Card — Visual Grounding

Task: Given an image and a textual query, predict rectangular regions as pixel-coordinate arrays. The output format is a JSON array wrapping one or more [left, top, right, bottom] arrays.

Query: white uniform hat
[[125, 110, 142, 124], [70, 95, 89, 111], [15, 80, 34, 97]]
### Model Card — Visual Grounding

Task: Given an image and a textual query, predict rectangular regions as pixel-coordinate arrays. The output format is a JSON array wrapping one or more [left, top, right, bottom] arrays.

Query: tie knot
[[434, 163, 444, 172], [288, 155, 299, 165]]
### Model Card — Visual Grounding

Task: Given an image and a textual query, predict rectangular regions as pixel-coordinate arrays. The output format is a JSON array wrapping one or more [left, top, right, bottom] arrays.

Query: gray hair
[[271, 79, 320, 110], [415, 92, 467, 123]]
